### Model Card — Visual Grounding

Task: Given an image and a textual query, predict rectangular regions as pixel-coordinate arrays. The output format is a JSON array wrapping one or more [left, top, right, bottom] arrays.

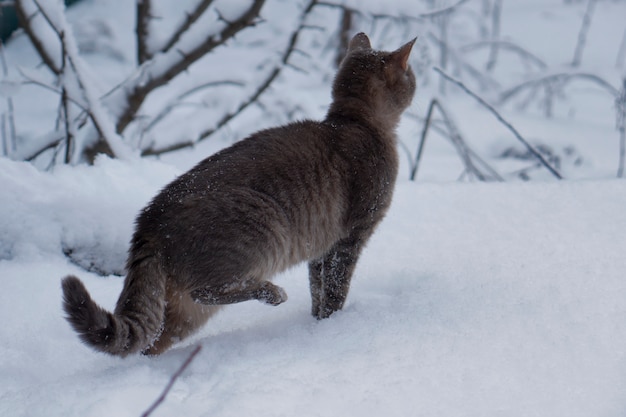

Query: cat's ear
[[389, 37, 417, 72], [348, 33, 372, 52]]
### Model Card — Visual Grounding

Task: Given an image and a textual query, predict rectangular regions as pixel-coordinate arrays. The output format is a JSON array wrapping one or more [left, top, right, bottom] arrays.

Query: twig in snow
[[434, 66, 563, 179], [141, 345, 202, 417], [571, 0, 597, 68]]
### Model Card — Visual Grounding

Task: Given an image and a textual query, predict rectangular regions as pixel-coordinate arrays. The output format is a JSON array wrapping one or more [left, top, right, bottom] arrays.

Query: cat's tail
[[61, 255, 166, 357]]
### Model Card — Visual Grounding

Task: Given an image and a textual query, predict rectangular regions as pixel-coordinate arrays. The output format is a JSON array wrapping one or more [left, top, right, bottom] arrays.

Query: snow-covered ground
[[1, 157, 626, 417], [1, 0, 626, 416]]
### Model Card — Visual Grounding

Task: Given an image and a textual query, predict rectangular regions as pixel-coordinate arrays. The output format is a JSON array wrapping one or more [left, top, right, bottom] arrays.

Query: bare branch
[[408, 99, 503, 182], [428, 32, 500, 91], [0, 39, 16, 152], [18, 68, 89, 112], [14, 0, 61, 74], [617, 78, 626, 177], [141, 345, 202, 417], [115, 0, 266, 135], [616, 27, 626, 69], [434, 66, 563, 179], [143, 0, 318, 156], [411, 98, 437, 180], [461, 40, 547, 70], [161, 0, 216, 54], [571, 0, 597, 67], [485, 0, 502, 72], [197, 0, 317, 139], [500, 72, 619, 104], [142, 80, 245, 133], [317, 0, 470, 20], [31, 0, 135, 160], [136, 0, 153, 64]]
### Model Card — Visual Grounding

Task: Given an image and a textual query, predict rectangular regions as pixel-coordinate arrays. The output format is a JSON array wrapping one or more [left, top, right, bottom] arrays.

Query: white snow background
[[1, 0, 626, 416]]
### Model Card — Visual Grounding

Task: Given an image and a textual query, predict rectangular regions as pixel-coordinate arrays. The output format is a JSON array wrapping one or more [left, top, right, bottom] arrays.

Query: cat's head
[[332, 33, 417, 120]]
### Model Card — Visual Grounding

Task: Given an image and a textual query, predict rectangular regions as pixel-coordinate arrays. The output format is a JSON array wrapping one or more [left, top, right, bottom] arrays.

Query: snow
[[2, 0, 626, 416], [1, 159, 626, 416]]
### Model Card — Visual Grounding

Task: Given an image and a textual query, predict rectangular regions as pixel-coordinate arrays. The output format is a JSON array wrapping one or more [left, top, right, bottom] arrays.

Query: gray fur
[[61, 33, 416, 356]]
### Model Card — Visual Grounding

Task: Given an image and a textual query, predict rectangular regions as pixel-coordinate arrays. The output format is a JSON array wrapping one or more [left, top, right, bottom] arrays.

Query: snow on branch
[[434, 66, 563, 180], [142, 0, 320, 156], [111, 0, 266, 135], [26, 0, 136, 161], [14, 0, 62, 74]]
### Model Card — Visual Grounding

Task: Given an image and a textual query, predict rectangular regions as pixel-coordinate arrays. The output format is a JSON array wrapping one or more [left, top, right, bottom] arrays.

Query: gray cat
[[62, 33, 416, 356]]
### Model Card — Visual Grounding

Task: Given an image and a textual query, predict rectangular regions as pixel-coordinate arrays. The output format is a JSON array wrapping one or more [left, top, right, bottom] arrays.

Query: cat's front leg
[[308, 258, 324, 317], [191, 280, 287, 306], [313, 231, 369, 319]]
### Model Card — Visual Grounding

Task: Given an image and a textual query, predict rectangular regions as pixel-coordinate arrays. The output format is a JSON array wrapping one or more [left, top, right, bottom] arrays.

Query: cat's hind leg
[[191, 280, 288, 306], [143, 287, 220, 355]]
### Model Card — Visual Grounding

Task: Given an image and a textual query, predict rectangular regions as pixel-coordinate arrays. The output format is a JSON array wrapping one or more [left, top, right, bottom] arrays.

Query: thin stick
[[571, 0, 597, 67], [617, 78, 626, 177], [411, 98, 437, 180], [141, 345, 202, 417], [485, 0, 502, 72], [434, 66, 563, 179], [0, 38, 16, 151]]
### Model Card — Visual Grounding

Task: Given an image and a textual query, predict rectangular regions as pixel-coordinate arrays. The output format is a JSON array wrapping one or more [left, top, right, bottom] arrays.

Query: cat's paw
[[256, 282, 288, 306]]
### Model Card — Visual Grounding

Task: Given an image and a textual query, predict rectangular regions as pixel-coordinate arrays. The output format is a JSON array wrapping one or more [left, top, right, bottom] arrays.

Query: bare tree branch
[[428, 32, 500, 91], [500, 72, 619, 104], [14, 0, 61, 74], [31, 0, 135, 160], [161, 0, 216, 54], [409, 99, 503, 182], [141, 345, 202, 417], [571, 0, 597, 67], [616, 27, 626, 69], [136, 0, 153, 64], [142, 79, 244, 134], [317, 0, 470, 20], [0, 39, 16, 153], [143, 0, 318, 156], [617, 78, 626, 177], [114, 0, 266, 135], [485, 0, 502, 71], [434, 66, 563, 179], [461, 40, 547, 70]]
